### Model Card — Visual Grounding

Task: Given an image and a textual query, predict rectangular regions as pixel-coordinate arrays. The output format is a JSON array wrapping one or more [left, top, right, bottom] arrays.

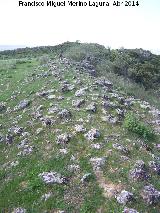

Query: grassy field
[[0, 50, 160, 212]]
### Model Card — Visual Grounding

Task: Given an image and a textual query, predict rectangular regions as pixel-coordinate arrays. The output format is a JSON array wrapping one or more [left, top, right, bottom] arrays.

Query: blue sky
[[0, 0, 160, 53]]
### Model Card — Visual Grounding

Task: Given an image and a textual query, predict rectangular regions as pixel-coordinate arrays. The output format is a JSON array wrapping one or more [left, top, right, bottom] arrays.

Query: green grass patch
[[123, 112, 155, 141]]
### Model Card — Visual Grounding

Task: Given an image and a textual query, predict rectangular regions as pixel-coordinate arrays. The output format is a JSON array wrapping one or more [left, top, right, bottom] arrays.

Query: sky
[[0, 0, 160, 53]]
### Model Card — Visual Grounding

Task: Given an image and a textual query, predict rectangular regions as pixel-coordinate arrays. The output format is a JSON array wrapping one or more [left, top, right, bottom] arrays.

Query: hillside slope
[[0, 45, 160, 212]]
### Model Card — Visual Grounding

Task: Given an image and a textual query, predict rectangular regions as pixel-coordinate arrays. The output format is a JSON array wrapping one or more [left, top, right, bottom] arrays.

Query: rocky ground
[[0, 56, 160, 212]]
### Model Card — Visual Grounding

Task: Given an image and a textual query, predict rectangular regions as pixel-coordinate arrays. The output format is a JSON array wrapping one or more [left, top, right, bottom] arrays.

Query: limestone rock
[[148, 161, 160, 175], [112, 143, 129, 154], [15, 99, 30, 110], [0, 102, 6, 112], [75, 88, 87, 97], [81, 173, 92, 183], [116, 190, 134, 204], [123, 207, 139, 213], [90, 143, 102, 149], [85, 128, 100, 141], [141, 184, 160, 205], [68, 164, 80, 172], [0, 133, 4, 143], [86, 102, 97, 113], [74, 124, 86, 133], [58, 109, 72, 119], [47, 94, 56, 100], [6, 134, 14, 145], [12, 208, 26, 213], [129, 160, 149, 181], [72, 99, 85, 108], [41, 192, 52, 201], [101, 115, 118, 124], [48, 106, 59, 114], [39, 172, 67, 184], [90, 157, 106, 170], [56, 133, 71, 145]]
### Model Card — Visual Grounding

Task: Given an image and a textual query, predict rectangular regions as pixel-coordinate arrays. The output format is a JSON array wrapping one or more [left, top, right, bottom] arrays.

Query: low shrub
[[123, 113, 155, 141], [39, 55, 49, 64]]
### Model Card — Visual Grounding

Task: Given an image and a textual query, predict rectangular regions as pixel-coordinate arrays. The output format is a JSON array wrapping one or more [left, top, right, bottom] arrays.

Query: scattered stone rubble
[[74, 124, 86, 133], [112, 143, 129, 154], [90, 157, 106, 170], [90, 143, 102, 149], [0, 102, 6, 112], [96, 78, 113, 91], [42, 117, 55, 127], [141, 184, 160, 205], [39, 172, 67, 184], [9, 126, 23, 136], [41, 192, 52, 201], [12, 208, 26, 213], [58, 109, 72, 120], [17, 138, 34, 156], [148, 161, 160, 175], [123, 207, 139, 213], [14, 99, 30, 110], [129, 160, 149, 181], [86, 102, 97, 112], [81, 173, 92, 183], [68, 164, 80, 172], [101, 115, 118, 124], [116, 190, 134, 204], [0, 133, 4, 143], [56, 133, 71, 145], [1, 55, 160, 212], [72, 99, 85, 108], [61, 81, 75, 92], [79, 58, 96, 76], [102, 101, 117, 110], [75, 88, 87, 97], [6, 134, 14, 145], [85, 128, 100, 141], [48, 106, 59, 114]]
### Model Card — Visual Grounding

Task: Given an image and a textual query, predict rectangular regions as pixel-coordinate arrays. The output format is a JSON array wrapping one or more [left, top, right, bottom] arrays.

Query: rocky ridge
[[0, 55, 160, 212]]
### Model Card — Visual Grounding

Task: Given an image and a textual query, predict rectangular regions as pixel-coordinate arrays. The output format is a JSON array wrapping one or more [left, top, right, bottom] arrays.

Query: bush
[[16, 58, 29, 64], [123, 113, 155, 141], [39, 55, 49, 64], [0, 60, 17, 71], [64, 43, 108, 62]]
